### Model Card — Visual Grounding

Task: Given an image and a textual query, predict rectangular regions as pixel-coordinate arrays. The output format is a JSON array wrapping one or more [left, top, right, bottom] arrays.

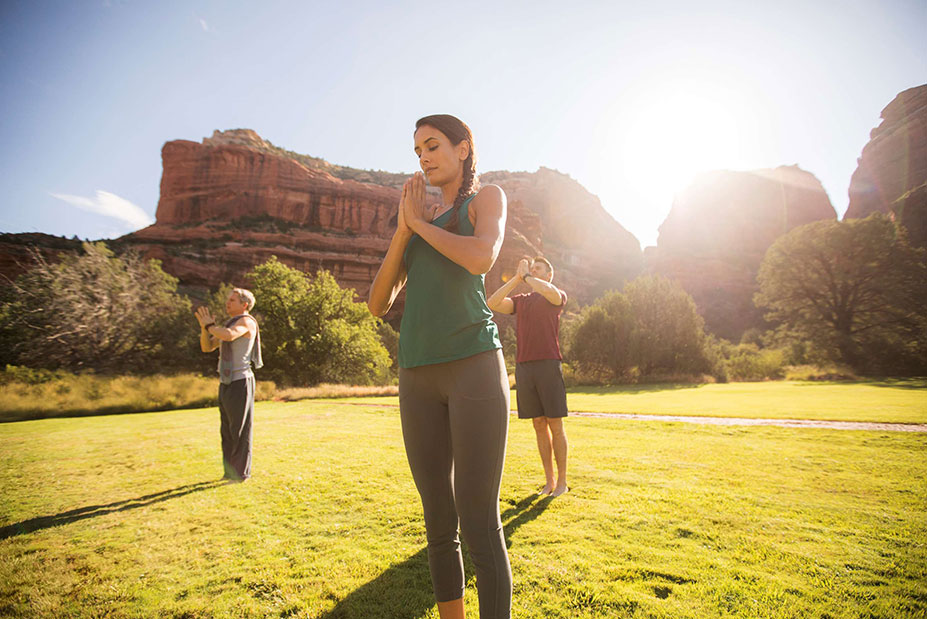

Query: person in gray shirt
[[194, 288, 262, 482]]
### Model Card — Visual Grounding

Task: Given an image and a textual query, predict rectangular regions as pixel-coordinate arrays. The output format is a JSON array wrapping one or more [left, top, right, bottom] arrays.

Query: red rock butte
[[846, 83, 927, 247], [647, 165, 837, 339], [121, 129, 643, 323]]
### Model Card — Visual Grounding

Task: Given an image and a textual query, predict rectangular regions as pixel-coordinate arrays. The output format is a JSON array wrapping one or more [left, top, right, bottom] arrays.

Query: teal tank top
[[399, 194, 501, 369]]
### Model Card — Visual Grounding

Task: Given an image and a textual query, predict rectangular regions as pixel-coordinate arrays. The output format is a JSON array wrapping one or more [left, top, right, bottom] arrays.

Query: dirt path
[[341, 402, 927, 432], [568, 411, 927, 432]]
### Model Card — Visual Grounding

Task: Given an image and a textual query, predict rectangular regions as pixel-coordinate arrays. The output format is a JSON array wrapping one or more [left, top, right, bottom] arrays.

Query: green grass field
[[1, 398, 925, 618], [345, 380, 927, 425]]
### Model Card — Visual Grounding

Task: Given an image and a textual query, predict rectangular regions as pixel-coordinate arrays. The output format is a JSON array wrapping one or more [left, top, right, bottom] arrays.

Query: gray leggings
[[399, 348, 511, 619]]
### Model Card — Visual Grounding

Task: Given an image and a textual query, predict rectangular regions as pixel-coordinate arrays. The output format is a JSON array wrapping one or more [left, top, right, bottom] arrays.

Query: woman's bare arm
[[405, 174, 506, 275], [368, 183, 414, 317]]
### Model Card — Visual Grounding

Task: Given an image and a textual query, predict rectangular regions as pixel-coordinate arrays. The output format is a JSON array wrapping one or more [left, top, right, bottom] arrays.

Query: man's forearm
[[488, 273, 524, 310], [524, 275, 564, 305], [200, 326, 215, 352]]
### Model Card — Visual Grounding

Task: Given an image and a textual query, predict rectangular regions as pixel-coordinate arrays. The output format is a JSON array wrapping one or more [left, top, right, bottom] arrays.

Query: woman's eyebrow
[[415, 137, 438, 153]]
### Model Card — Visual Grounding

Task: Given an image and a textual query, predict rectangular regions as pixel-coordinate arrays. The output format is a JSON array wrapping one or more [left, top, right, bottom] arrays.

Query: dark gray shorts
[[515, 360, 569, 419]]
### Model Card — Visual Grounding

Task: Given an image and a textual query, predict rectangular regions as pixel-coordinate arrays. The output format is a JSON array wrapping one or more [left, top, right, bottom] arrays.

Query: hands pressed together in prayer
[[195, 306, 215, 329], [515, 258, 530, 281], [399, 172, 435, 238]]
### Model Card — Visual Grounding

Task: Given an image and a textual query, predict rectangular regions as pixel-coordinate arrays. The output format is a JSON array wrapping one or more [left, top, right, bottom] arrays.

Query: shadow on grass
[[0, 400, 218, 424], [786, 378, 927, 389], [856, 378, 927, 390], [567, 383, 706, 395], [0, 479, 227, 540], [317, 493, 553, 619]]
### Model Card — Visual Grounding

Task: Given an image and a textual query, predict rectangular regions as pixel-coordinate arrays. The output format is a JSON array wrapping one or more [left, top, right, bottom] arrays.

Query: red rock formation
[[647, 166, 836, 340], [846, 84, 927, 246], [1, 131, 642, 330], [116, 131, 640, 325], [483, 168, 642, 306], [0, 233, 83, 282], [155, 135, 399, 238]]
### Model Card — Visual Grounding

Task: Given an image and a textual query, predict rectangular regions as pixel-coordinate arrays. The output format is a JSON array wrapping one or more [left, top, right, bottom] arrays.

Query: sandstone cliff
[[110, 130, 641, 323], [846, 84, 927, 247], [0, 233, 83, 282], [483, 168, 642, 306], [647, 166, 837, 340]]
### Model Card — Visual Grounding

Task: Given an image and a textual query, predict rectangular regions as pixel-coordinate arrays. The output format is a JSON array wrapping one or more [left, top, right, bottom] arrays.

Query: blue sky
[[1, 0, 924, 246]]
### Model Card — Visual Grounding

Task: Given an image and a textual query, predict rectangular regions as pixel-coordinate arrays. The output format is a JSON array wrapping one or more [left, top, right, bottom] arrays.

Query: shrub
[[566, 277, 718, 384], [783, 364, 859, 381], [0, 243, 196, 373], [0, 371, 278, 423], [725, 344, 787, 381], [246, 257, 390, 386]]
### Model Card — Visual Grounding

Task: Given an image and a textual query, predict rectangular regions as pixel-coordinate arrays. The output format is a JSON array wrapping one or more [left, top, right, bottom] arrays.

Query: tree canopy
[[755, 214, 927, 374], [0, 242, 193, 372], [245, 257, 391, 386], [567, 275, 717, 381]]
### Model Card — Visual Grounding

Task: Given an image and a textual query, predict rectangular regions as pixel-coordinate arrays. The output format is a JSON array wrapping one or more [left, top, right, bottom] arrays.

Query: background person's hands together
[[195, 306, 215, 328]]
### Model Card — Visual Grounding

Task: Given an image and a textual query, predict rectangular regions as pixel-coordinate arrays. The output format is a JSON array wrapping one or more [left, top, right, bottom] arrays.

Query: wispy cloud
[[198, 17, 210, 32], [50, 190, 154, 231]]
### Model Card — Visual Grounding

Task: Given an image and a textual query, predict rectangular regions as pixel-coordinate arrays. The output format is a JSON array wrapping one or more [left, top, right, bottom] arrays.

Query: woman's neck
[[439, 172, 464, 206]]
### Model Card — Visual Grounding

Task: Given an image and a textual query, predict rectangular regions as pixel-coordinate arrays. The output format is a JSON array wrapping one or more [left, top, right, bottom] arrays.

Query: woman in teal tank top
[[368, 115, 512, 619]]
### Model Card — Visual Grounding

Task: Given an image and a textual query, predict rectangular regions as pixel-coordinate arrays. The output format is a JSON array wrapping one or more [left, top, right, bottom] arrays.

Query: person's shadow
[[317, 493, 553, 619], [0, 479, 227, 540]]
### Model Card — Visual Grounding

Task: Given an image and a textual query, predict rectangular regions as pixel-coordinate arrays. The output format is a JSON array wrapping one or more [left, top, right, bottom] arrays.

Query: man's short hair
[[533, 256, 553, 280], [232, 287, 256, 310]]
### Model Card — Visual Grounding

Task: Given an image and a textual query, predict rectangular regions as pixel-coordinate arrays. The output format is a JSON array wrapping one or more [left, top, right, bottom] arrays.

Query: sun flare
[[588, 78, 763, 244], [619, 83, 755, 193]]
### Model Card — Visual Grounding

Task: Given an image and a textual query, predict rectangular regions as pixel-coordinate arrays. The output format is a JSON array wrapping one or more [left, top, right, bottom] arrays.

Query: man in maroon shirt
[[488, 257, 569, 496]]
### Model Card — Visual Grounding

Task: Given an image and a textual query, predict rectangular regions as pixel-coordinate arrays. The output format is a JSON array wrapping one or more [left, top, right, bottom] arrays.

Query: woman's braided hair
[[415, 114, 479, 234]]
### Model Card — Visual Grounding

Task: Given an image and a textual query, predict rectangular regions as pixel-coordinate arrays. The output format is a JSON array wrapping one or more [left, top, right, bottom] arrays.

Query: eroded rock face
[[116, 132, 643, 324], [0, 233, 83, 281], [846, 84, 927, 247], [155, 138, 398, 238], [647, 166, 837, 340], [483, 168, 642, 306]]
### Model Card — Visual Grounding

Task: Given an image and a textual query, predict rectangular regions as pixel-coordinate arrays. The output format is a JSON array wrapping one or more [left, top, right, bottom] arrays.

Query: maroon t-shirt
[[511, 289, 567, 363]]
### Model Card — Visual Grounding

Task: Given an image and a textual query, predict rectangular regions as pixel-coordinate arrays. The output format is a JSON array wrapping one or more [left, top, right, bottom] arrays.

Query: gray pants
[[399, 349, 511, 619], [218, 376, 253, 480]]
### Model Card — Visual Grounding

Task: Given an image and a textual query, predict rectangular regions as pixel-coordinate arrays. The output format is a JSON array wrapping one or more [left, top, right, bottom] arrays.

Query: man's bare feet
[[550, 484, 569, 497]]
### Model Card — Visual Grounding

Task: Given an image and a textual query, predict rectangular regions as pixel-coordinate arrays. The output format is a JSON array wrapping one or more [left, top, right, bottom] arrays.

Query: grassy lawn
[[1, 400, 925, 618], [345, 379, 927, 424]]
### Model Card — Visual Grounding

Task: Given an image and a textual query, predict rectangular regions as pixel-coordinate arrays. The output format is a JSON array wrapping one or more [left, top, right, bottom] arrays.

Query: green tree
[[246, 257, 390, 386], [566, 277, 716, 382], [755, 214, 927, 373], [624, 275, 713, 376], [569, 291, 634, 382], [0, 242, 194, 373]]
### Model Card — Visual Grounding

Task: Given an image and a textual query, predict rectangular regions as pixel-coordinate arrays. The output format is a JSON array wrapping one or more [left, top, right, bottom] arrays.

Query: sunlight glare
[[588, 78, 762, 245]]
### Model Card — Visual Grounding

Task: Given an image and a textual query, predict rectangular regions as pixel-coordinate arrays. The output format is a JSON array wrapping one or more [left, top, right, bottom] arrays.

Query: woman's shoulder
[[470, 184, 506, 212], [475, 184, 505, 201]]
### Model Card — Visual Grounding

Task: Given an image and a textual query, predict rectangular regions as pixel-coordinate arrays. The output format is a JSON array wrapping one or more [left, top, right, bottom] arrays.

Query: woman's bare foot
[[538, 482, 554, 495], [550, 484, 569, 497]]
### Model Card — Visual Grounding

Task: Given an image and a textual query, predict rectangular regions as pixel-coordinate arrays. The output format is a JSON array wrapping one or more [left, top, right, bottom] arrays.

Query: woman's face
[[413, 124, 468, 187]]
